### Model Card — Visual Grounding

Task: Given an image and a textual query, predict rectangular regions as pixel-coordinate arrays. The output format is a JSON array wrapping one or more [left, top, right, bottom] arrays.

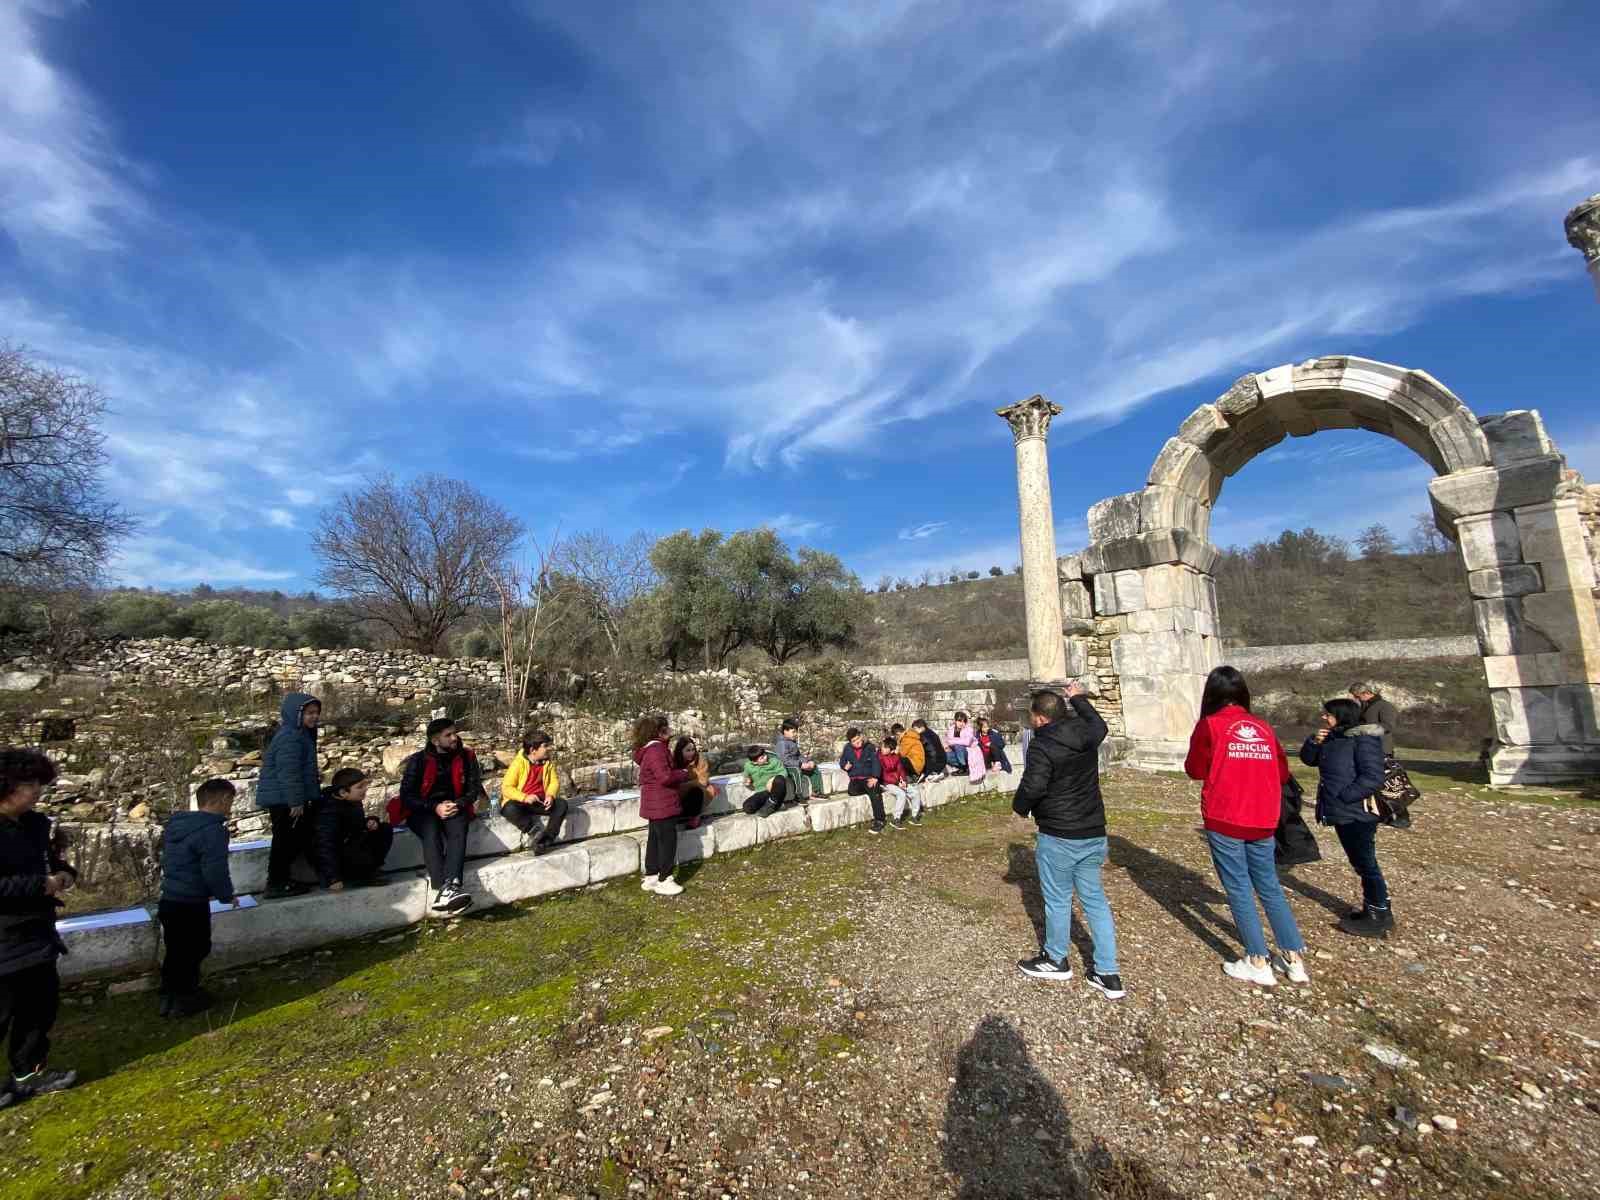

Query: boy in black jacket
[[913, 719, 947, 777], [309, 768, 393, 891], [1011, 686, 1124, 1000], [0, 748, 78, 1106], [159, 778, 238, 1018]]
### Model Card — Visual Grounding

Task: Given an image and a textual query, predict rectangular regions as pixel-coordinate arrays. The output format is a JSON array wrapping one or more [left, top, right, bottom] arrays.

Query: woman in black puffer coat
[[1301, 698, 1391, 938]]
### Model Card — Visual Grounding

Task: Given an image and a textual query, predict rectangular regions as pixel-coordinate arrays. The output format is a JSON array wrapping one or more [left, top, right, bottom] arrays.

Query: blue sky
[[2, 0, 1596, 591]]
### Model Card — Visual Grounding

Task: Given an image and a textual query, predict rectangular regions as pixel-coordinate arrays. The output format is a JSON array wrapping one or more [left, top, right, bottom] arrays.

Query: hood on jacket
[[1342, 724, 1387, 739], [165, 808, 226, 849], [633, 739, 664, 765], [279, 691, 320, 735]]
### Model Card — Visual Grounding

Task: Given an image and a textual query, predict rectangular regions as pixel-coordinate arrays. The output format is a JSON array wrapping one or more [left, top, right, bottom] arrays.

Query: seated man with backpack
[[394, 718, 483, 916]]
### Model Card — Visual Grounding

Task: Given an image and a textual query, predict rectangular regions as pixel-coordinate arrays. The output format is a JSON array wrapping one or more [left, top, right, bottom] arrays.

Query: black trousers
[[342, 825, 395, 881], [0, 961, 60, 1079], [267, 805, 301, 887], [501, 796, 569, 843], [409, 807, 469, 889], [158, 899, 212, 996], [742, 775, 790, 814], [848, 778, 886, 823], [644, 818, 678, 881]]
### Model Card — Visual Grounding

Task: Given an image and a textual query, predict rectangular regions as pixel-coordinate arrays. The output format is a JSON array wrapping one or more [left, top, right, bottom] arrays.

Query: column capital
[[1566, 193, 1600, 264], [996, 393, 1063, 444]]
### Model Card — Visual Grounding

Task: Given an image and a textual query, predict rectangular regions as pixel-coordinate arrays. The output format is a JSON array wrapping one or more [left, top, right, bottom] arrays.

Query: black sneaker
[[533, 840, 555, 857], [893, 817, 907, 830], [1338, 906, 1394, 938], [440, 883, 473, 915], [264, 881, 312, 899], [868, 820, 884, 835], [0, 1087, 15, 1110], [1088, 972, 1126, 1000], [755, 799, 778, 819], [15, 1067, 78, 1096], [1017, 954, 1073, 982], [908, 809, 924, 826]]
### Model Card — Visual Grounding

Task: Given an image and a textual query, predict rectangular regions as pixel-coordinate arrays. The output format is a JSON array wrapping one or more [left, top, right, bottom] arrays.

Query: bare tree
[[0, 345, 135, 590], [548, 529, 655, 658], [1408, 511, 1450, 555], [490, 536, 572, 714], [312, 474, 522, 654]]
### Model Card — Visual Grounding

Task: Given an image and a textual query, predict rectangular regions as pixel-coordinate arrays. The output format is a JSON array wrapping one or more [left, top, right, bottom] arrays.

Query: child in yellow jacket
[[500, 730, 568, 855]]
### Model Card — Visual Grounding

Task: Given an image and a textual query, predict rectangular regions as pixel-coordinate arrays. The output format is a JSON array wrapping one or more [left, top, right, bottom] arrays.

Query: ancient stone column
[[996, 394, 1069, 685], [1567, 194, 1600, 302]]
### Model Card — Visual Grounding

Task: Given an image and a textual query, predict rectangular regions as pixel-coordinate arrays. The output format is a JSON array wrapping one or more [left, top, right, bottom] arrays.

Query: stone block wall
[[75, 638, 503, 705]]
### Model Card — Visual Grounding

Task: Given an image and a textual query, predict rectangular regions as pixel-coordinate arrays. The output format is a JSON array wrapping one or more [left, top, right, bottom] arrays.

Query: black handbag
[[1275, 775, 1322, 866], [1377, 756, 1420, 829]]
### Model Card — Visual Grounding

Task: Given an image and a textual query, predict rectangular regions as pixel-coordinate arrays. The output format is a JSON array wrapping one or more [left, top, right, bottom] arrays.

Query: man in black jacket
[[0, 748, 78, 1106], [1011, 686, 1124, 999], [399, 719, 483, 915]]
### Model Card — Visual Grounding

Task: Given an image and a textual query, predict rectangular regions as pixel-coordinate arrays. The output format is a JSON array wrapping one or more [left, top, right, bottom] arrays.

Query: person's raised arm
[[1057, 695, 1107, 750]]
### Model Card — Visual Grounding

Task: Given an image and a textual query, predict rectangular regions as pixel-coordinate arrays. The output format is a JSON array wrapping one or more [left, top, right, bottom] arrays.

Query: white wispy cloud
[[898, 521, 947, 541], [763, 513, 832, 540], [0, 1, 145, 253], [111, 535, 297, 589], [265, 508, 296, 530]]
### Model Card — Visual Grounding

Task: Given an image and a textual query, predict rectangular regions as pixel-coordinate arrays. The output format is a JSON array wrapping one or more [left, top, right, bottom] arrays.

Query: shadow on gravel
[[942, 1015, 1180, 1199], [1278, 862, 1355, 919], [1001, 842, 1096, 970], [1105, 836, 1241, 961]]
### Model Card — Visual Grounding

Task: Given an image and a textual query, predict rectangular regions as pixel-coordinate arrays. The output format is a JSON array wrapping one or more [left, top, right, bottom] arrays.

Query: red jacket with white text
[[1183, 704, 1290, 840]]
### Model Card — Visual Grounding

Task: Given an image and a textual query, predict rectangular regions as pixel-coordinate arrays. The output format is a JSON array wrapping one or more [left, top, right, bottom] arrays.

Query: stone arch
[[1067, 355, 1600, 785]]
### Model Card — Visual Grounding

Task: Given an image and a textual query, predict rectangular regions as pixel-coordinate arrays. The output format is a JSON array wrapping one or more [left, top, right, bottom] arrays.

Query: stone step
[[57, 769, 1015, 983]]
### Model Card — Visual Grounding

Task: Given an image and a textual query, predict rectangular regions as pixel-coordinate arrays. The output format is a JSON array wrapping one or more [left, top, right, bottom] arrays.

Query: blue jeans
[[1335, 822, 1389, 909], [1204, 831, 1305, 959], [946, 745, 968, 770], [1035, 833, 1118, 975]]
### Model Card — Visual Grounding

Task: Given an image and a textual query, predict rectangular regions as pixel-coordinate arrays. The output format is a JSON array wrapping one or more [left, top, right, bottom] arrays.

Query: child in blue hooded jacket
[[159, 778, 238, 1017], [255, 692, 321, 898]]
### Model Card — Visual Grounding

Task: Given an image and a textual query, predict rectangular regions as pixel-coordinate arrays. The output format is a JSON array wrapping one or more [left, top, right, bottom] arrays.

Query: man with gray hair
[[1348, 683, 1398, 757]]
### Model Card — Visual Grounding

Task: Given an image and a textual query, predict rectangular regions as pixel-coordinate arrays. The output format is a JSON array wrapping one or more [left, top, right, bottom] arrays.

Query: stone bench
[[58, 768, 1015, 983]]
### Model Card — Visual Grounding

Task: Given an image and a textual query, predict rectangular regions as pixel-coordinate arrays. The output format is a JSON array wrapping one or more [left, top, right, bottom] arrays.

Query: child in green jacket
[[740, 746, 791, 818]]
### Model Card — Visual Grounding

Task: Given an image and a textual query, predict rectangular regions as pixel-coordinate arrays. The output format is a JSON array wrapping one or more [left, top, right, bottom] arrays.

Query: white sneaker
[[1222, 958, 1276, 987], [640, 875, 658, 892], [1273, 954, 1311, 985], [653, 877, 684, 896]]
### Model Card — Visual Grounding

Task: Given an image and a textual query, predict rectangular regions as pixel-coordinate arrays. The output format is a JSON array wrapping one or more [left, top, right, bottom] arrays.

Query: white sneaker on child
[[1222, 958, 1276, 987], [640, 875, 659, 892], [653, 877, 684, 896]]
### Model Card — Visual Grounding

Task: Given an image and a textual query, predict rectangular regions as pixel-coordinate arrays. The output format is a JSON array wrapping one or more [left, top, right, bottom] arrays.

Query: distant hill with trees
[[853, 522, 1473, 662]]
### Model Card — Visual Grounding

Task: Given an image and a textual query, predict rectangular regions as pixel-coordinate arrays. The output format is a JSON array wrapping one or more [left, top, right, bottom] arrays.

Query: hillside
[[856, 548, 1473, 662]]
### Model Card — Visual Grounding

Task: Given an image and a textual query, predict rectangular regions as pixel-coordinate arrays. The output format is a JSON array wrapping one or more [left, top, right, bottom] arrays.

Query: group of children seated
[[738, 712, 1012, 836]]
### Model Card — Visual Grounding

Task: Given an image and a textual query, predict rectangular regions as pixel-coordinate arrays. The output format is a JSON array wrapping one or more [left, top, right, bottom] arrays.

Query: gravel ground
[[2, 760, 1597, 1199]]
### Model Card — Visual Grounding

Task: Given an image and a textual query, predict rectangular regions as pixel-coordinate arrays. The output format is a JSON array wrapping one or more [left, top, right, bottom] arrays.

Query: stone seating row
[[57, 766, 1014, 984]]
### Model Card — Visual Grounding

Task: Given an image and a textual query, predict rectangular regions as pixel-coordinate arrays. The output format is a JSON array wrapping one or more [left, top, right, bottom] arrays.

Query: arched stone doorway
[[1067, 355, 1600, 785]]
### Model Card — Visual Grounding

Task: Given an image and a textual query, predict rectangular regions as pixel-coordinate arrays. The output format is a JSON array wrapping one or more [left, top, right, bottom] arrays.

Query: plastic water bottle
[[594, 767, 609, 794]]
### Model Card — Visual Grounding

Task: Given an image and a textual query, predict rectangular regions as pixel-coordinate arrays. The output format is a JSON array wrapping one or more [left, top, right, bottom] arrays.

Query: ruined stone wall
[[73, 638, 504, 705]]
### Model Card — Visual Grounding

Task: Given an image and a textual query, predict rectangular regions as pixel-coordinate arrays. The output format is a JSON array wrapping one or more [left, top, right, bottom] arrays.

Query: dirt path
[[2, 761, 1596, 1199]]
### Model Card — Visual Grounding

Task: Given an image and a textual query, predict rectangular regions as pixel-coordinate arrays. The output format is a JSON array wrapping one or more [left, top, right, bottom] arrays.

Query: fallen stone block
[[610, 791, 645, 833], [561, 798, 617, 841], [710, 812, 760, 853], [756, 805, 809, 844], [211, 877, 427, 967], [228, 838, 270, 895], [587, 833, 645, 883], [58, 907, 158, 984], [456, 845, 590, 912]]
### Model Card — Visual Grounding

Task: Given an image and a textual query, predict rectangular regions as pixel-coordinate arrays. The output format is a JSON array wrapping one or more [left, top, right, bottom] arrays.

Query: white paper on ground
[[211, 895, 259, 914]]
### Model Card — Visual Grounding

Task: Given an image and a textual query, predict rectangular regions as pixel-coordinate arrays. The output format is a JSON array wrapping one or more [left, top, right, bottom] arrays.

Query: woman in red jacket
[[1184, 666, 1309, 987], [633, 715, 689, 896]]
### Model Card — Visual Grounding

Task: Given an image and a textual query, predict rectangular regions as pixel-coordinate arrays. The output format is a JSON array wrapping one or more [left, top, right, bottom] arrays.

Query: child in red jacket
[[1185, 666, 1308, 988], [878, 736, 922, 828]]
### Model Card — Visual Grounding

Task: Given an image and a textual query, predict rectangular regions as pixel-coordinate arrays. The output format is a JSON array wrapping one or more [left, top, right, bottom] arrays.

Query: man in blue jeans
[[1011, 685, 1124, 999]]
